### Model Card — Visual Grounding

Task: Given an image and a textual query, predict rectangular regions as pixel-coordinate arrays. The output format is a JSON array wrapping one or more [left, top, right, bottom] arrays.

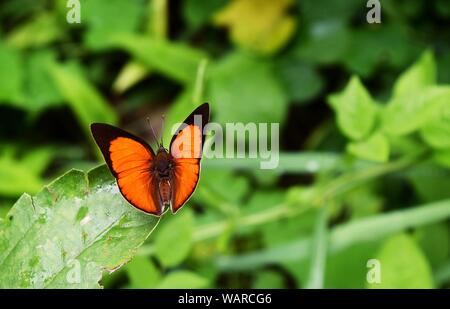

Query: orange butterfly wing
[[91, 123, 162, 216], [169, 103, 209, 213]]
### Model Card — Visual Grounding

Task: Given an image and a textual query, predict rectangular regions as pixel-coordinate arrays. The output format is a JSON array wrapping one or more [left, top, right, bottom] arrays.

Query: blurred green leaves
[[0, 43, 24, 105]]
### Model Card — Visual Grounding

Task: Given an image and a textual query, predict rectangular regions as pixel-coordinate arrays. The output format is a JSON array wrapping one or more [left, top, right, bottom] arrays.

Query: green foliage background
[[0, 0, 450, 288]]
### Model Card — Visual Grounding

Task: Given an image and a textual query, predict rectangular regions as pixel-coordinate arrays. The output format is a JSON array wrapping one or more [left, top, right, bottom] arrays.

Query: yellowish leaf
[[214, 0, 297, 54]]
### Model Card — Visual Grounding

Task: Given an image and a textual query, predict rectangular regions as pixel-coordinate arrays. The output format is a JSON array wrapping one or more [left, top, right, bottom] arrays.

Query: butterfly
[[90, 103, 209, 217]]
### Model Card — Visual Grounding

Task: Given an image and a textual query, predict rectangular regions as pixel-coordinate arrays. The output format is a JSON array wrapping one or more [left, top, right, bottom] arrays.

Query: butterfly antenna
[[146, 117, 159, 146], [160, 114, 165, 147]]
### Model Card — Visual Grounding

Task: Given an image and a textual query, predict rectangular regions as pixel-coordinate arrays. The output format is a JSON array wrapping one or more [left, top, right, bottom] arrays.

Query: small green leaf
[[156, 271, 209, 288], [382, 86, 450, 135], [209, 51, 288, 124], [253, 271, 284, 288], [154, 210, 194, 268], [420, 92, 450, 148], [328, 76, 377, 140], [392, 50, 436, 100], [367, 234, 433, 288], [126, 256, 161, 288], [0, 165, 159, 288], [112, 34, 207, 84], [347, 132, 389, 162]]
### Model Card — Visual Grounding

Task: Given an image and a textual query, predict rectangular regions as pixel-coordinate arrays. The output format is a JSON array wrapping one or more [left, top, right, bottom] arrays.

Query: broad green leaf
[[24, 49, 63, 112], [0, 43, 24, 106], [112, 34, 207, 84], [392, 50, 436, 100], [49, 63, 117, 143], [209, 51, 288, 124], [154, 210, 194, 268], [414, 223, 450, 268], [213, 0, 296, 54], [126, 256, 161, 288], [6, 12, 63, 49], [347, 132, 389, 162], [382, 86, 450, 135], [0, 165, 159, 288], [328, 76, 377, 140], [82, 0, 144, 50], [367, 234, 433, 288], [420, 94, 450, 148], [156, 271, 209, 288], [275, 57, 323, 103]]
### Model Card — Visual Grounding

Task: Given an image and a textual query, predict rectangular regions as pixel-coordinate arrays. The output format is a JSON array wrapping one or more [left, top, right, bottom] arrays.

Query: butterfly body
[[91, 103, 209, 217]]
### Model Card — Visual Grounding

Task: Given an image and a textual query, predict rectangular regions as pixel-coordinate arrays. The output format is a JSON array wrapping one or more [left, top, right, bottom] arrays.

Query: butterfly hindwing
[[169, 103, 210, 213], [90, 123, 162, 216]]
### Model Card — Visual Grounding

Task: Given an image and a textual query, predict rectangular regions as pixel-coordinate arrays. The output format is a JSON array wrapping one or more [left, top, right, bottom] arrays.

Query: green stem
[[305, 206, 329, 289]]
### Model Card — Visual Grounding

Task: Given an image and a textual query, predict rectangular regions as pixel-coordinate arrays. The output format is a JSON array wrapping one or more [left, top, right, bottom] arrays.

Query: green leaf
[[156, 271, 209, 288], [367, 234, 433, 288], [328, 76, 378, 140], [82, 0, 144, 50], [420, 93, 450, 149], [6, 12, 63, 49], [112, 34, 207, 84], [126, 256, 161, 288], [49, 63, 118, 144], [154, 210, 194, 268], [382, 86, 450, 135], [0, 43, 24, 106], [392, 50, 436, 101], [0, 165, 159, 288], [209, 51, 288, 124], [347, 132, 389, 162]]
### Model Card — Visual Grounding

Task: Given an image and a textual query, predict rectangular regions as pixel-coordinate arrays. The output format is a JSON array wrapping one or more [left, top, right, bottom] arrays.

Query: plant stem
[[305, 206, 329, 289]]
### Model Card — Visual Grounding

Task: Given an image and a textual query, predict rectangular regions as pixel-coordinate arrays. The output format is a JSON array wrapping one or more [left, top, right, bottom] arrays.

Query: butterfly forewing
[[169, 103, 210, 213], [90, 123, 163, 216]]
